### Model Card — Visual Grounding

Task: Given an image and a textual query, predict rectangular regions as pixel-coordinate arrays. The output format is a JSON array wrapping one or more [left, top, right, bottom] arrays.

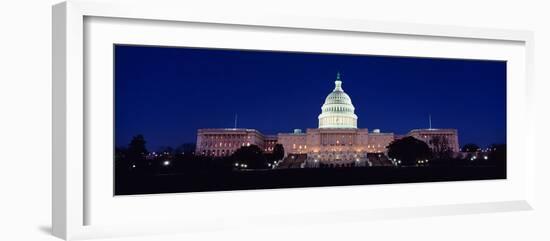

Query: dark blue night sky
[[115, 45, 506, 151]]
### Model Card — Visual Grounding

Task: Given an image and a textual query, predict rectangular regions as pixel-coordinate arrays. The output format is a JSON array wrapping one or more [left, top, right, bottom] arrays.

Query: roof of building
[[197, 128, 263, 133], [408, 128, 457, 133]]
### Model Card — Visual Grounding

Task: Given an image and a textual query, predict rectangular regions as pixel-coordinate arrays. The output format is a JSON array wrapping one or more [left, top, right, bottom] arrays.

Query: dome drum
[[318, 74, 358, 129]]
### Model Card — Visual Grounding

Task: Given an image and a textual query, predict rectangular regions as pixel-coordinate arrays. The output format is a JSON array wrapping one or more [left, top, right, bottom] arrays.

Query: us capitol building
[[196, 73, 459, 167]]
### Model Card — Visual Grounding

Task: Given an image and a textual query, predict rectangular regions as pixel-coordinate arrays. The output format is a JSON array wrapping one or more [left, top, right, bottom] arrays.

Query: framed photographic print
[[52, 0, 535, 240], [113, 45, 506, 195]]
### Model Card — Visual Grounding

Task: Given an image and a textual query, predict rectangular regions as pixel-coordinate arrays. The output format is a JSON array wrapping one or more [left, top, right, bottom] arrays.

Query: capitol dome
[[318, 73, 358, 129]]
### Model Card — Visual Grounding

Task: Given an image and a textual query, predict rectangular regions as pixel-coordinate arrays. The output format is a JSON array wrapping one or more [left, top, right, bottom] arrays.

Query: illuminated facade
[[263, 135, 278, 153], [277, 129, 308, 155], [195, 128, 265, 157], [278, 75, 392, 167], [195, 73, 459, 167], [407, 129, 460, 153]]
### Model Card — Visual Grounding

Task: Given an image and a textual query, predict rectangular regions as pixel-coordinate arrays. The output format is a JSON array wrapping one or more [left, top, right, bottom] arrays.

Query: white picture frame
[[52, 1, 535, 240]]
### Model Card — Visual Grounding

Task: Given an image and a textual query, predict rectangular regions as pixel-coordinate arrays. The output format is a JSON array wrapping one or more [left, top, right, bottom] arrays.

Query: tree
[[126, 134, 148, 167], [462, 143, 480, 153], [157, 146, 174, 155], [115, 147, 126, 162], [387, 136, 432, 166], [114, 147, 130, 172], [430, 136, 452, 159], [128, 135, 147, 155], [272, 144, 284, 161], [231, 145, 267, 169], [488, 144, 506, 163], [174, 143, 197, 156]]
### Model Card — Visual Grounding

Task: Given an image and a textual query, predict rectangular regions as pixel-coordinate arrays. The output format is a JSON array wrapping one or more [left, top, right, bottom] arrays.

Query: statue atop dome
[[334, 72, 343, 92]]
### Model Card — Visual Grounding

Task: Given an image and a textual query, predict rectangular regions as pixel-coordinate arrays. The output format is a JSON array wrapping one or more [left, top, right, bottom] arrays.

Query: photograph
[[1, 0, 544, 240], [114, 45, 507, 195]]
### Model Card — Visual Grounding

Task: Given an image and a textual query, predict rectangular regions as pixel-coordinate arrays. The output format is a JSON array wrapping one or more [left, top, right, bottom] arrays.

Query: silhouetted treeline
[[115, 135, 285, 176], [115, 134, 506, 177]]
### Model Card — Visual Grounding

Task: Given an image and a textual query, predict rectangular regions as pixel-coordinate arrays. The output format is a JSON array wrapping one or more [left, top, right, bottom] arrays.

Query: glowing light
[[163, 160, 170, 166], [484, 156, 488, 160], [235, 163, 239, 167]]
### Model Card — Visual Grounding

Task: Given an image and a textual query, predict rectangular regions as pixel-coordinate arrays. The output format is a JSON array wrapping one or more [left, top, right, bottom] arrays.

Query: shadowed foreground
[[115, 165, 506, 195]]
